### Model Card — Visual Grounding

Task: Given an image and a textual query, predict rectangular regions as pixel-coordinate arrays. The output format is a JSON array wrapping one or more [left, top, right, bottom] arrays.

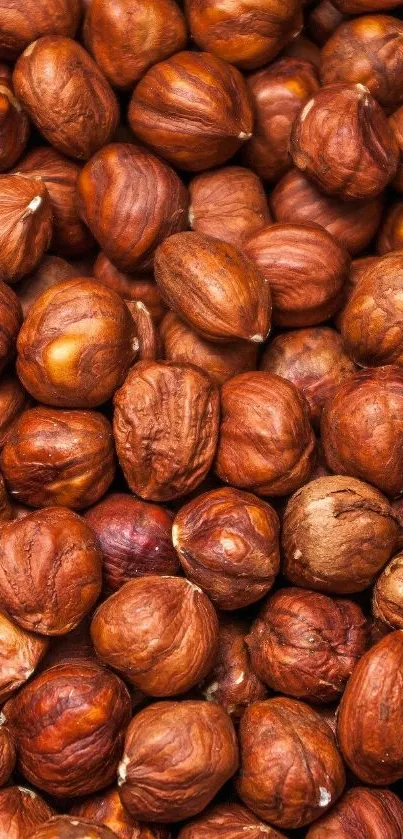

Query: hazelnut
[[282, 476, 398, 592], [261, 327, 356, 428], [0, 786, 54, 839], [161, 312, 258, 386], [333, 0, 402, 9], [377, 201, 403, 254], [200, 616, 267, 720], [93, 255, 165, 323], [128, 51, 253, 172], [321, 16, 403, 109], [0, 375, 29, 449], [392, 497, 403, 548], [0, 175, 52, 283], [39, 615, 96, 671], [281, 34, 321, 68], [216, 371, 316, 496], [246, 587, 368, 702], [0, 76, 29, 171], [334, 254, 379, 331], [389, 104, 403, 191], [244, 223, 349, 327], [113, 361, 219, 502], [84, 0, 187, 89], [290, 83, 398, 199], [243, 58, 320, 182], [0, 472, 12, 523], [26, 817, 117, 838], [85, 493, 179, 592], [236, 697, 345, 828], [188, 166, 271, 247], [0, 723, 15, 786], [0, 507, 102, 635], [126, 302, 159, 362], [76, 144, 188, 273], [17, 278, 136, 408], [0, 406, 115, 510], [17, 256, 82, 318], [13, 37, 119, 161], [308, 1, 346, 45], [178, 802, 286, 839], [0, 610, 48, 702], [91, 576, 218, 695], [0, 282, 22, 371], [6, 661, 131, 797], [185, 0, 301, 70], [270, 168, 383, 255], [373, 552, 403, 629], [117, 700, 238, 822], [172, 487, 280, 610], [155, 232, 271, 343], [0, 0, 81, 61], [71, 788, 170, 839], [337, 630, 403, 784], [321, 365, 403, 497], [306, 786, 403, 838]]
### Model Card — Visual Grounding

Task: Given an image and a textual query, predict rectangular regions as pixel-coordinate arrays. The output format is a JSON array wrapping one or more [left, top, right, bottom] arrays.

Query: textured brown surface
[[26, 817, 117, 838], [377, 201, 403, 254], [178, 802, 286, 838], [373, 551, 403, 629], [17, 256, 81, 318], [189, 166, 270, 246], [126, 301, 159, 362], [0, 282, 22, 372], [93, 254, 165, 323], [0, 75, 29, 171], [0, 0, 81, 61], [71, 788, 170, 839], [0, 724, 15, 786], [0, 174, 52, 283], [0, 786, 54, 839], [0, 376, 28, 449], [307, 786, 403, 838], [332, 0, 403, 15], [389, 104, 403, 192], [308, 0, 346, 45], [0, 609, 48, 702]]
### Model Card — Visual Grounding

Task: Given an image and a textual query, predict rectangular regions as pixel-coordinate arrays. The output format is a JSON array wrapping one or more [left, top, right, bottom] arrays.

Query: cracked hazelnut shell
[[307, 786, 403, 838], [0, 786, 54, 839], [0, 175, 52, 283], [0, 76, 29, 172], [93, 255, 165, 323], [377, 201, 403, 254], [0, 609, 48, 702], [0, 0, 81, 61], [0, 375, 29, 449], [71, 788, 170, 839], [178, 802, 286, 839], [373, 551, 403, 629], [0, 282, 22, 372], [27, 817, 117, 838]]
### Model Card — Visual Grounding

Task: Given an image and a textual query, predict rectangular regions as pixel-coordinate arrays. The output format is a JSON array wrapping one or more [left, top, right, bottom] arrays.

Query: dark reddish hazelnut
[[0, 75, 29, 171], [0, 507, 102, 635], [0, 610, 48, 702], [93, 254, 166, 323], [0, 375, 28, 449], [332, 0, 402, 9], [377, 201, 403, 254], [291, 83, 399, 199], [113, 361, 219, 502], [282, 476, 398, 592], [281, 34, 321, 68], [373, 552, 403, 629], [16, 147, 94, 257], [17, 256, 82, 318], [307, 786, 403, 838], [91, 576, 218, 695], [246, 587, 368, 702], [236, 697, 345, 828], [128, 51, 253, 172], [216, 371, 316, 496], [321, 365, 403, 497], [178, 802, 287, 839], [117, 700, 238, 823], [185, 0, 301, 70], [84, 0, 187, 89], [334, 255, 379, 331], [337, 631, 403, 784], [126, 301, 159, 361], [1, 406, 115, 510], [200, 617, 267, 720], [0, 175, 52, 283], [261, 327, 356, 427], [13, 37, 119, 161], [5, 661, 131, 797], [0, 283, 22, 372], [243, 58, 319, 182], [0, 723, 15, 786], [27, 817, 117, 838], [161, 312, 258, 386], [172, 487, 280, 610], [76, 144, 188, 273], [244, 223, 349, 327], [270, 168, 383, 255], [17, 278, 137, 409], [71, 788, 170, 839], [321, 16, 403, 109], [85, 493, 179, 593], [389, 104, 403, 191], [0, 786, 54, 839], [188, 166, 271, 247], [308, 1, 346, 45], [0, 0, 81, 61]]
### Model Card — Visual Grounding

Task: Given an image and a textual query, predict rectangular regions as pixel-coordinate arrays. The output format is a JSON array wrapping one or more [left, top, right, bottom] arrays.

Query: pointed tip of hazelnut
[[27, 195, 42, 213]]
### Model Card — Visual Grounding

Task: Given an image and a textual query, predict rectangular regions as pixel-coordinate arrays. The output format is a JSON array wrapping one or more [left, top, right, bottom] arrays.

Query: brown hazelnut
[[0, 507, 102, 635], [270, 168, 383, 255], [0, 76, 29, 172], [17, 278, 136, 408], [178, 802, 286, 839], [155, 232, 271, 343], [6, 660, 131, 797], [126, 302, 159, 362], [13, 37, 119, 161], [76, 144, 188, 273], [0, 375, 28, 449], [172, 487, 280, 610], [290, 83, 399, 199], [216, 371, 316, 496], [128, 51, 253, 172], [306, 786, 403, 838], [377, 201, 403, 254], [246, 587, 368, 702], [0, 175, 52, 283], [0, 723, 15, 786], [84, 0, 187, 89], [91, 576, 218, 695], [117, 700, 238, 822], [333, 0, 402, 9], [0, 283, 22, 372], [26, 817, 117, 838], [0, 610, 48, 702], [244, 223, 349, 327], [373, 552, 403, 629], [243, 58, 320, 182], [185, 0, 301, 70], [236, 697, 345, 828], [260, 327, 356, 428], [0, 472, 12, 523], [17, 256, 82, 318], [321, 365, 403, 497], [389, 104, 403, 191], [71, 788, 170, 839], [282, 475, 398, 592], [281, 34, 321, 68], [334, 254, 379, 331], [337, 630, 403, 784], [0, 786, 54, 839], [200, 617, 267, 720], [38, 614, 97, 671], [308, 1, 346, 45], [188, 166, 271, 247], [113, 361, 219, 502], [321, 16, 403, 109], [392, 497, 403, 549], [0, 0, 81, 61], [1, 406, 115, 510], [85, 493, 179, 592], [93, 254, 166, 323]]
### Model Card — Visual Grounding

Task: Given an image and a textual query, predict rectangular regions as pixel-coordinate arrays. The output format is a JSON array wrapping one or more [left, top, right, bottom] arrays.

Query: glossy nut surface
[[306, 786, 403, 838], [373, 552, 403, 629], [0, 786, 54, 839], [16, 256, 81, 318], [71, 788, 170, 839], [0, 175, 52, 283], [26, 816, 117, 838], [0, 723, 15, 786], [0, 375, 29, 449], [0, 77, 29, 171], [0, 610, 48, 702], [178, 802, 286, 838], [0, 0, 81, 61], [0, 282, 22, 371]]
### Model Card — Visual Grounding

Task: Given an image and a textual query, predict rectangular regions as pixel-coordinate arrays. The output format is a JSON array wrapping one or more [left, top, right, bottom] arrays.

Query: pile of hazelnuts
[[0, 0, 403, 837]]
